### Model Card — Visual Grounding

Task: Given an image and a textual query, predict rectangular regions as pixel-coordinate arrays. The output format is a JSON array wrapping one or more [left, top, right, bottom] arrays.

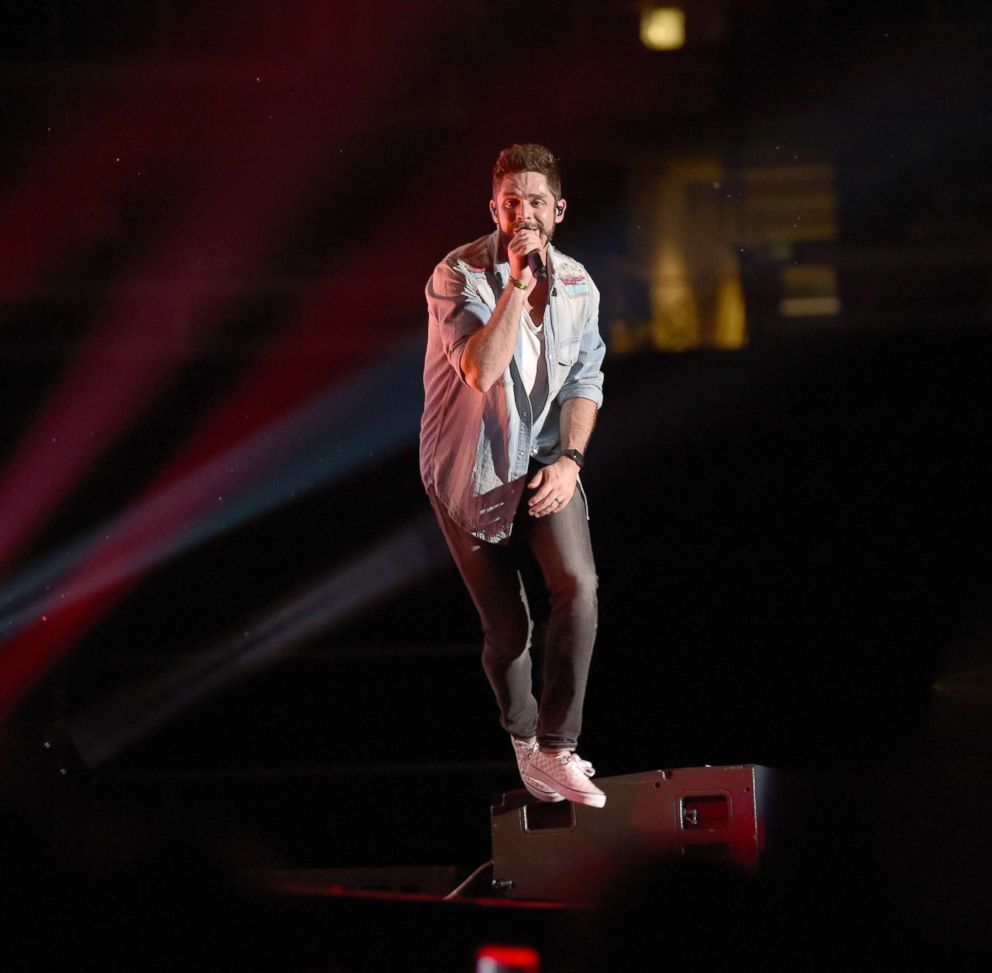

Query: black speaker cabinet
[[491, 765, 776, 902]]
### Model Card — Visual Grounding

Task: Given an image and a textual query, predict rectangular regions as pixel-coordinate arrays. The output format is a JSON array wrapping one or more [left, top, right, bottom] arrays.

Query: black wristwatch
[[560, 449, 585, 469]]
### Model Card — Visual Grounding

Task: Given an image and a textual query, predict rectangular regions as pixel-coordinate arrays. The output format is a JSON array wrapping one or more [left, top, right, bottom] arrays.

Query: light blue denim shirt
[[420, 230, 605, 542]]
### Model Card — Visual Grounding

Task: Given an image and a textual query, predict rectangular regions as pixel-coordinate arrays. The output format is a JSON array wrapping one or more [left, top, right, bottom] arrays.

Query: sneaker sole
[[522, 775, 564, 803], [527, 768, 607, 808]]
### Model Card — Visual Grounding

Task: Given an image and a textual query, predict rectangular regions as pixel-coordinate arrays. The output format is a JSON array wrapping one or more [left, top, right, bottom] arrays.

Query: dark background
[[1, 0, 991, 945]]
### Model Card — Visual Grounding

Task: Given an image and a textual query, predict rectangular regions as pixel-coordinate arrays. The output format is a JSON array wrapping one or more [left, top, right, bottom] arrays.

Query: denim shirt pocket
[[553, 333, 582, 388], [556, 333, 581, 366]]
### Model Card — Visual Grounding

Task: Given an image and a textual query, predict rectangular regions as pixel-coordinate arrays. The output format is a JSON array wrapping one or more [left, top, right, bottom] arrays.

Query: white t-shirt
[[520, 310, 550, 433]]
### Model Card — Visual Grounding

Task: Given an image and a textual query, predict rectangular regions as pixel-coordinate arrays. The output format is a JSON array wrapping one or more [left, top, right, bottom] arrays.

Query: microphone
[[527, 249, 548, 282], [516, 221, 548, 282]]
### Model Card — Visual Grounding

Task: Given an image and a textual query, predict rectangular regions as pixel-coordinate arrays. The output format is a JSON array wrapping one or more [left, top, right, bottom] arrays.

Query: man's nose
[[516, 206, 536, 228]]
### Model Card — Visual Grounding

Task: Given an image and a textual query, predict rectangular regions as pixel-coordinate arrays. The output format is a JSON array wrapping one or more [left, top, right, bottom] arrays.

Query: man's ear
[[490, 200, 499, 223], [554, 198, 567, 223]]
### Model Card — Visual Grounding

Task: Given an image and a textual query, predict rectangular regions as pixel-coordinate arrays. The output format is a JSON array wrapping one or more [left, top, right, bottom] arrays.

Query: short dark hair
[[492, 143, 562, 199]]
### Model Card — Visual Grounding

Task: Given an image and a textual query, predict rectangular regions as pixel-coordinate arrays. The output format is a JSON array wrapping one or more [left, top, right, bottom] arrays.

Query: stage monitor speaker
[[491, 765, 776, 902]]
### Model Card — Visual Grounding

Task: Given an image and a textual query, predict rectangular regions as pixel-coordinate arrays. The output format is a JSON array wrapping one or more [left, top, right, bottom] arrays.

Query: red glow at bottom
[[475, 944, 540, 973]]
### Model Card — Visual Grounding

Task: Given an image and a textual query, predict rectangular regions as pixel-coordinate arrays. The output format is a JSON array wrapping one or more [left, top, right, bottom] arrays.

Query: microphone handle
[[527, 250, 548, 282]]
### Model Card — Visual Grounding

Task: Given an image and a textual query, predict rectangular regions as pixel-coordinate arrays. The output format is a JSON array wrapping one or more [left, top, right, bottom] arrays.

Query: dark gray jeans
[[429, 481, 598, 750]]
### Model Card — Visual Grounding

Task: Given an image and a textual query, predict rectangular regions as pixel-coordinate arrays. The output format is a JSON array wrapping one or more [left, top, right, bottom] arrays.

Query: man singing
[[420, 144, 607, 807]]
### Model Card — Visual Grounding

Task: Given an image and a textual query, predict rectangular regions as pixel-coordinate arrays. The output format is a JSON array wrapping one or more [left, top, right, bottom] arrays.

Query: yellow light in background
[[645, 160, 747, 352], [778, 264, 842, 318], [640, 7, 686, 51]]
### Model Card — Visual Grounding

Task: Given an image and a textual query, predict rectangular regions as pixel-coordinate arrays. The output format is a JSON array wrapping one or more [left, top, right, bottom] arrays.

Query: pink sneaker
[[526, 749, 606, 808], [511, 736, 563, 803]]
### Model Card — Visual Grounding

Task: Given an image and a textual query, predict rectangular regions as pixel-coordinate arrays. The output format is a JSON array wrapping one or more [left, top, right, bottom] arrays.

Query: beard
[[502, 217, 555, 249]]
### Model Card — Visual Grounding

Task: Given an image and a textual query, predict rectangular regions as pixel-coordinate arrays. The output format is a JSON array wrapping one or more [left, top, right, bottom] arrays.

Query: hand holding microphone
[[509, 222, 547, 284], [518, 219, 548, 281]]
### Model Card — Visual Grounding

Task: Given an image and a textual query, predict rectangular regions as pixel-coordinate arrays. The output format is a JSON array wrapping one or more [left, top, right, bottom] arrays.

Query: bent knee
[[553, 570, 598, 611], [481, 614, 532, 660]]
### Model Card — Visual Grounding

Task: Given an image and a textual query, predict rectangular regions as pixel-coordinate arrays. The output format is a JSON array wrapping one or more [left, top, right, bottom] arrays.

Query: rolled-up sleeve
[[426, 261, 492, 386], [556, 280, 605, 409]]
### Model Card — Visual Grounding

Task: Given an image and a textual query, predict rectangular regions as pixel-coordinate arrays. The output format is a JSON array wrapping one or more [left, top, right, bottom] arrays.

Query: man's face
[[491, 170, 566, 248]]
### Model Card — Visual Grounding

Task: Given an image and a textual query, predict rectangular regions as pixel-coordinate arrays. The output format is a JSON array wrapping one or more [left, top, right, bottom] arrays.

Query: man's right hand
[[507, 226, 542, 284]]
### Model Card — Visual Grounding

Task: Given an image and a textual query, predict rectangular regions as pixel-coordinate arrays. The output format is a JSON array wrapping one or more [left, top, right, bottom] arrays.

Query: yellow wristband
[[508, 277, 528, 291]]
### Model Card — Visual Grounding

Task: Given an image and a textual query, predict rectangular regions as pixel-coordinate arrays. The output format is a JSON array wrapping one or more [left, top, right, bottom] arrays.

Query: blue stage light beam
[[65, 512, 447, 768], [0, 334, 424, 644]]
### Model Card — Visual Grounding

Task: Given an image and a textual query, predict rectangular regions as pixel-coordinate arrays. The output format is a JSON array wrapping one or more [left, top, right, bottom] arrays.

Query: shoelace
[[518, 740, 596, 778], [576, 757, 595, 778], [545, 750, 596, 779], [562, 752, 596, 778]]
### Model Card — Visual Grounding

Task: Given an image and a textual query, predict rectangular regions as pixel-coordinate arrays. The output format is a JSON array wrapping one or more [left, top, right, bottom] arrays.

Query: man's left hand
[[527, 457, 579, 517]]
